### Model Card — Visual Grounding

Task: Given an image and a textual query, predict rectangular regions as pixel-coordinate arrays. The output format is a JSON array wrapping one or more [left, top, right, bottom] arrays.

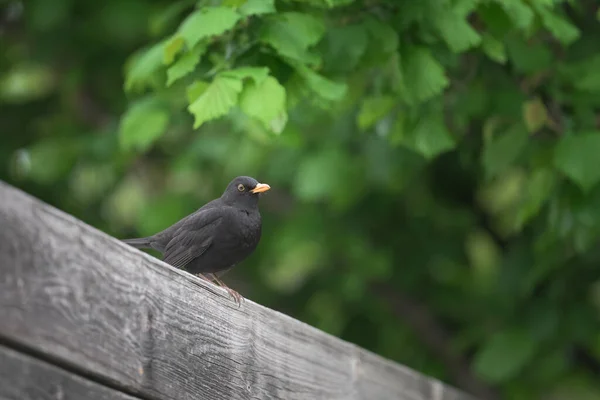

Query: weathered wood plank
[[0, 181, 474, 400], [0, 345, 141, 400]]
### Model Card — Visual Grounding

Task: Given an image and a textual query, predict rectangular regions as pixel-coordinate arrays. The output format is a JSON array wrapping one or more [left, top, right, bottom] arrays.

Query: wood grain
[[0, 181, 474, 400], [0, 345, 141, 400]]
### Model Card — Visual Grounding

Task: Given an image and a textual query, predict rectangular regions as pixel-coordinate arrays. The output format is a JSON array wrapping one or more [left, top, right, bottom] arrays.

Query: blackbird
[[122, 176, 270, 304]]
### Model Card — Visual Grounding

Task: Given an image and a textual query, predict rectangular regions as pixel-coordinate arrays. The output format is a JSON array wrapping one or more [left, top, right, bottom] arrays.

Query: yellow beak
[[250, 183, 271, 194]]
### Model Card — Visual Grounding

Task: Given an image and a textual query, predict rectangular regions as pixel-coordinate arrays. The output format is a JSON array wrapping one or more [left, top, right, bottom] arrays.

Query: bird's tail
[[122, 237, 152, 249]]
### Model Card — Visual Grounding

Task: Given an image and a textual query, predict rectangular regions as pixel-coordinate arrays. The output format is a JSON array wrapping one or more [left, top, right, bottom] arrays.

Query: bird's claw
[[204, 273, 244, 307], [225, 287, 244, 307]]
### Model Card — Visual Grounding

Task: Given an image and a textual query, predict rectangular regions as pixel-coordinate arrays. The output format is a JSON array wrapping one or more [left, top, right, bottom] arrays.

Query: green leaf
[[431, 6, 481, 53], [478, 3, 514, 35], [465, 229, 501, 286], [560, 55, 600, 92], [505, 36, 553, 74], [119, 98, 170, 151], [186, 80, 209, 103], [323, 24, 369, 73], [473, 329, 537, 383], [453, 0, 480, 17], [554, 132, 600, 192], [239, 76, 287, 134], [401, 46, 449, 104], [222, 0, 248, 7], [260, 12, 325, 65], [220, 67, 269, 84], [239, 0, 276, 16], [522, 98, 548, 133], [409, 115, 455, 159], [125, 41, 166, 92], [479, 169, 526, 216], [357, 96, 396, 131], [163, 36, 185, 65], [497, 0, 534, 30], [363, 18, 398, 56], [166, 43, 207, 86], [534, 6, 580, 46], [187, 75, 243, 128], [178, 6, 240, 48], [516, 168, 556, 229], [482, 124, 528, 179], [360, 18, 398, 67], [149, 1, 194, 37], [295, 65, 347, 101], [481, 34, 506, 64]]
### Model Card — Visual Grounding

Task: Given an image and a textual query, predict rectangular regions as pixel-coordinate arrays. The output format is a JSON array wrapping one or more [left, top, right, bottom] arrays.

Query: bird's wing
[[152, 198, 225, 251], [162, 208, 224, 269]]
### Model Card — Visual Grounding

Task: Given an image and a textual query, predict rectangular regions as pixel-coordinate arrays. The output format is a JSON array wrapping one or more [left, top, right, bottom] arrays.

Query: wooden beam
[[0, 345, 141, 400], [0, 181, 474, 400]]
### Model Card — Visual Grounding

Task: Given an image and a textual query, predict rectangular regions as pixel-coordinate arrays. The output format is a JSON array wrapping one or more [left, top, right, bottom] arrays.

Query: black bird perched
[[122, 176, 270, 304]]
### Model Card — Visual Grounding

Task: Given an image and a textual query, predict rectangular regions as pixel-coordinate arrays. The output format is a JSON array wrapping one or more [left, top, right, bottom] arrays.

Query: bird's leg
[[208, 273, 243, 306], [196, 273, 214, 282]]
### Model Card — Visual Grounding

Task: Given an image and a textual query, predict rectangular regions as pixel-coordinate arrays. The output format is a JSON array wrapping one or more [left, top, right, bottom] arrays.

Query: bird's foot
[[209, 273, 244, 307], [224, 286, 243, 306]]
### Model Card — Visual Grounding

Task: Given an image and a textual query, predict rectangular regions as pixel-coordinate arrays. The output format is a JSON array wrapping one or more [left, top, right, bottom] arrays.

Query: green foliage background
[[2, 0, 600, 398]]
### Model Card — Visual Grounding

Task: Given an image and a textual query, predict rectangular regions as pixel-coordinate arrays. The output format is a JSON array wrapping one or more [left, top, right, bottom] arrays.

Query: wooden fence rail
[[0, 181, 474, 400]]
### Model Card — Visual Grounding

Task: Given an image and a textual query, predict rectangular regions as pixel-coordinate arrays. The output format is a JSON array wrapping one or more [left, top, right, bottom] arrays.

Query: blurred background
[[1, 0, 600, 399]]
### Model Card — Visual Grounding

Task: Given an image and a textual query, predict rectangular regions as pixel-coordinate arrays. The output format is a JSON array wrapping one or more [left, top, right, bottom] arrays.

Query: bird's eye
[[237, 184, 245, 192]]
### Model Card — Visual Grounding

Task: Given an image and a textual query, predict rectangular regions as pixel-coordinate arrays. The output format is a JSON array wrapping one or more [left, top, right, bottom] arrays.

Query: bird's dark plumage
[[123, 176, 270, 303]]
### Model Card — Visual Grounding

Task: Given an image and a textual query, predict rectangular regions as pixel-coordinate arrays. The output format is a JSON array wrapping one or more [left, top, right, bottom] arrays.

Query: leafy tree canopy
[[2, 0, 600, 399]]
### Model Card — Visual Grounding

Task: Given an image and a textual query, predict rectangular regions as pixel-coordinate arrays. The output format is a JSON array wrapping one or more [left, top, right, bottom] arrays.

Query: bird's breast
[[235, 212, 261, 246]]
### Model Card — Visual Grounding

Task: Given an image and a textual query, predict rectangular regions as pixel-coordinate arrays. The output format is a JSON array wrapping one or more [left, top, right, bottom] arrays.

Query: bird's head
[[221, 176, 271, 209]]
